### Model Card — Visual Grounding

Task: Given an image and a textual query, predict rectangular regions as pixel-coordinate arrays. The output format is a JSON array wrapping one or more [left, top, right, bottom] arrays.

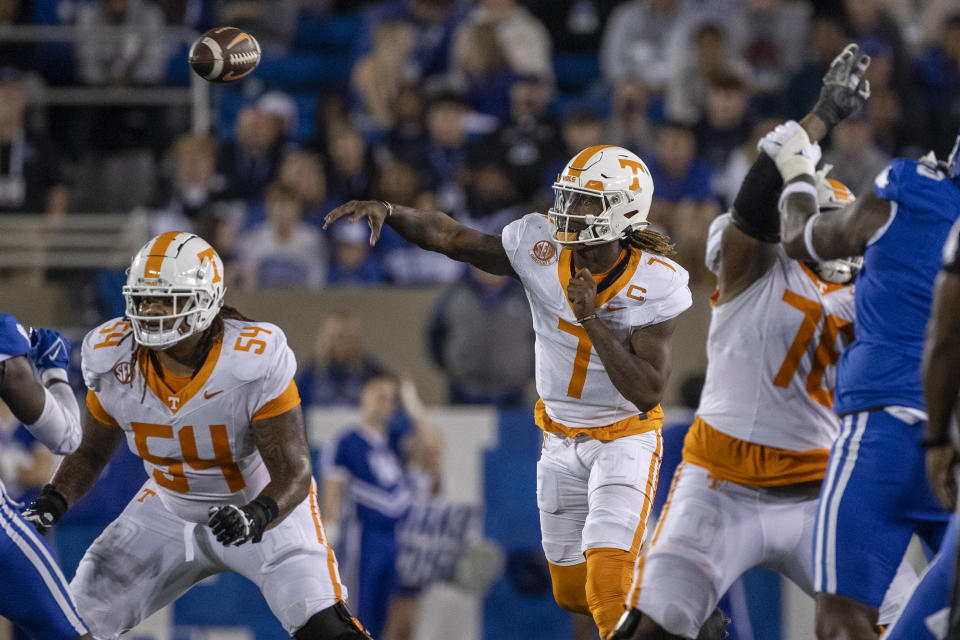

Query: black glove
[[207, 496, 278, 546], [23, 484, 69, 535], [812, 43, 871, 131]]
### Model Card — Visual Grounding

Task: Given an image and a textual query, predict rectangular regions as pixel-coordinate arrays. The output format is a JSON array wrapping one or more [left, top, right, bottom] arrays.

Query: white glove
[[758, 120, 804, 158], [771, 127, 822, 183]]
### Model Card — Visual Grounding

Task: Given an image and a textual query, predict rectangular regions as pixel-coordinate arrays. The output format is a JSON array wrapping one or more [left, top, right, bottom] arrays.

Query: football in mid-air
[[188, 27, 261, 83]]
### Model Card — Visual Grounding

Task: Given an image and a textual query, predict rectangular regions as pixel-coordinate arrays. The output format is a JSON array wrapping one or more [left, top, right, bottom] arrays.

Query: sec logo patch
[[530, 240, 557, 266], [113, 361, 134, 386]]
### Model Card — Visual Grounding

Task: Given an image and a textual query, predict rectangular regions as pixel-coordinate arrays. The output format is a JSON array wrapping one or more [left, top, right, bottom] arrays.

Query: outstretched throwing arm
[[324, 200, 516, 277]]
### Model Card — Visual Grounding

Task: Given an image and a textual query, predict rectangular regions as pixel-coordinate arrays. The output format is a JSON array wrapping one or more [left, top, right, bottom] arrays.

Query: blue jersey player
[[879, 156, 960, 638], [771, 103, 960, 637], [0, 313, 89, 639], [321, 376, 414, 638]]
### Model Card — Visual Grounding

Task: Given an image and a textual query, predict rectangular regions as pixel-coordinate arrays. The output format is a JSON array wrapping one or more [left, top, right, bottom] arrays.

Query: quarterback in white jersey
[[26, 232, 371, 640], [325, 145, 692, 637]]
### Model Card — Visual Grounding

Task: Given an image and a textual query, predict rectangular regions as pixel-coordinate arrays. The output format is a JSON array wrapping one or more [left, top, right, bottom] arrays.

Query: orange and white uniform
[[501, 212, 691, 631], [71, 317, 344, 639], [626, 213, 858, 637]]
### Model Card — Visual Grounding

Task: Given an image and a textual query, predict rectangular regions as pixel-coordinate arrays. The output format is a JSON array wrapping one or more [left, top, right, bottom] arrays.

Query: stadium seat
[[255, 52, 352, 91], [293, 13, 363, 53], [553, 52, 601, 94]]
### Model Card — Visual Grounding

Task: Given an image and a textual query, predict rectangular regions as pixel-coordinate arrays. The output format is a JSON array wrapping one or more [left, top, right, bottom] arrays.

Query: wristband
[[577, 313, 599, 324], [777, 181, 818, 215], [377, 200, 393, 217], [40, 368, 70, 388], [803, 213, 825, 262], [773, 128, 818, 182], [250, 495, 279, 524]]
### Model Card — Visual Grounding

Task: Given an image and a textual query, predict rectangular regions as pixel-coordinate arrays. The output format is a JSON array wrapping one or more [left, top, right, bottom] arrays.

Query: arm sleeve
[[24, 370, 82, 455], [730, 152, 783, 243]]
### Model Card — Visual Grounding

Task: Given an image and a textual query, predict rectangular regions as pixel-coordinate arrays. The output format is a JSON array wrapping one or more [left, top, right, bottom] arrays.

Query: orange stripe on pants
[[626, 462, 686, 608], [629, 429, 663, 556], [308, 481, 343, 602]]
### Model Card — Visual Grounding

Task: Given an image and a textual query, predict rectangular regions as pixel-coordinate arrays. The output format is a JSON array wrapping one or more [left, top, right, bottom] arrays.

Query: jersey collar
[[139, 337, 223, 414], [558, 246, 643, 315]]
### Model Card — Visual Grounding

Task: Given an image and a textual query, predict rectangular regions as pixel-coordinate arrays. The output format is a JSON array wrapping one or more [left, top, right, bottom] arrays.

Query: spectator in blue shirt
[[355, 0, 469, 79], [298, 312, 387, 408], [328, 219, 388, 286], [321, 376, 415, 638], [918, 13, 960, 155], [646, 120, 718, 283]]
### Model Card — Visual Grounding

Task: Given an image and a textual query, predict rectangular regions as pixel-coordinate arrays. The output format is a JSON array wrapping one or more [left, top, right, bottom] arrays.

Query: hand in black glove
[[23, 484, 68, 535], [812, 43, 872, 131], [207, 496, 278, 546]]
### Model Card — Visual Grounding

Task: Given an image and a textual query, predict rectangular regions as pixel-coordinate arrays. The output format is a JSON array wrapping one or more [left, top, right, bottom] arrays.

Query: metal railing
[[0, 24, 211, 134], [0, 212, 150, 269]]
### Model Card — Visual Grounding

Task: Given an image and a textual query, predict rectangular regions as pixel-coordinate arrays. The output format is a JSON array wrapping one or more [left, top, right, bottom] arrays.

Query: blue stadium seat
[[254, 52, 352, 91], [35, 42, 76, 85], [553, 52, 601, 94], [165, 42, 192, 87], [293, 13, 363, 53], [33, 0, 64, 24]]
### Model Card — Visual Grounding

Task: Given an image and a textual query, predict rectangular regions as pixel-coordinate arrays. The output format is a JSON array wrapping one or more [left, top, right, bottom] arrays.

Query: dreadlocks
[[129, 305, 255, 403], [622, 228, 677, 257], [188, 305, 254, 373]]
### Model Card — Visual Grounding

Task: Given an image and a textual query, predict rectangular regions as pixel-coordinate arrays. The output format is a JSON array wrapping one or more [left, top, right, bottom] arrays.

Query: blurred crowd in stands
[[2, 0, 960, 311]]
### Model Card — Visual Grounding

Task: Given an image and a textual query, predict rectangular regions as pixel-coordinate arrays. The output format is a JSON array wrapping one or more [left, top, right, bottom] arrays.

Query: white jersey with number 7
[[501, 213, 692, 439]]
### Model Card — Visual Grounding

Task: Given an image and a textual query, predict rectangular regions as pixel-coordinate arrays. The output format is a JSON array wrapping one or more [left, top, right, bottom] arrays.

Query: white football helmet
[[122, 232, 226, 349], [813, 165, 862, 284], [548, 145, 654, 245]]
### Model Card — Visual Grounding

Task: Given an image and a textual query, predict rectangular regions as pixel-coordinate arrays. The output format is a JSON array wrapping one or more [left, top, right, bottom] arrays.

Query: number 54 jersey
[[502, 213, 692, 437], [81, 317, 301, 522]]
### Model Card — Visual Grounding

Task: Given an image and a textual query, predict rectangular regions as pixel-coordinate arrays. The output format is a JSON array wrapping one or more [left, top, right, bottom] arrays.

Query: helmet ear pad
[[122, 233, 226, 349]]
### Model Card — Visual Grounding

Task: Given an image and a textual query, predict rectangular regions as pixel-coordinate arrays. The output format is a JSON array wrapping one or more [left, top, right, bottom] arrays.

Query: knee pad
[[548, 562, 590, 615], [294, 602, 372, 640], [585, 547, 634, 637], [636, 553, 719, 639], [582, 484, 650, 554]]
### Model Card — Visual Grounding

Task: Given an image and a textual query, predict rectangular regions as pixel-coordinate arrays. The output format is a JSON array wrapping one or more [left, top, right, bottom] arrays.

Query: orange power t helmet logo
[[530, 240, 557, 266]]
